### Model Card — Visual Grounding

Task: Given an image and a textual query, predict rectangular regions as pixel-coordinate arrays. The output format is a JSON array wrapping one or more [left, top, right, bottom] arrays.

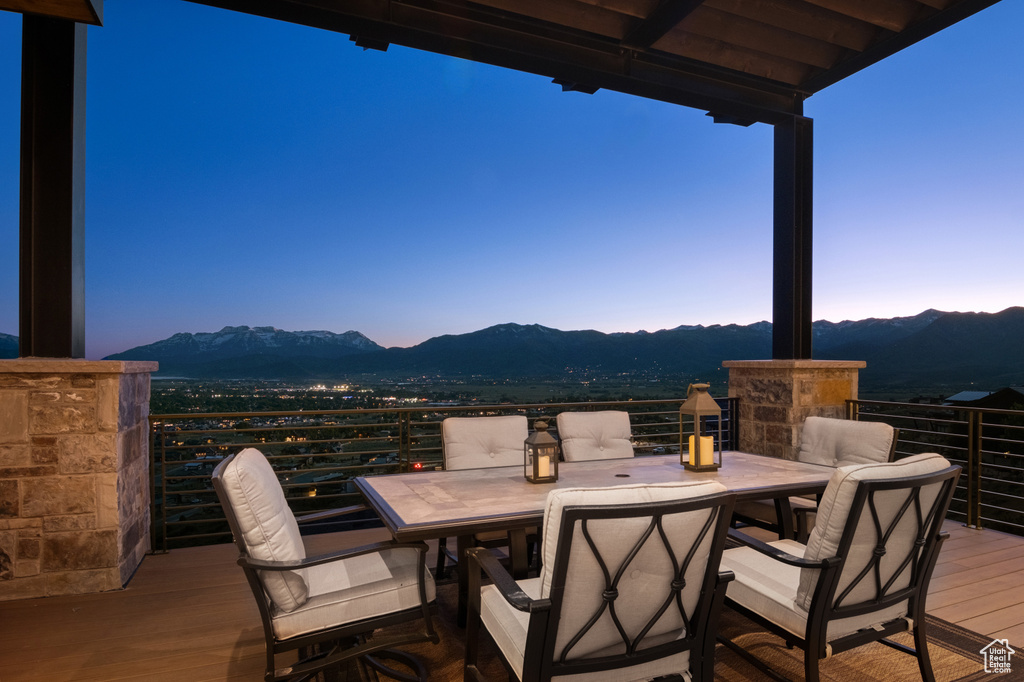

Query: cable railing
[[150, 397, 738, 550], [848, 399, 1024, 535]]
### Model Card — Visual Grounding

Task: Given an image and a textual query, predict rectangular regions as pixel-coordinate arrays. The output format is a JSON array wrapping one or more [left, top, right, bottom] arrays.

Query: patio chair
[[555, 410, 635, 461], [212, 448, 438, 682], [733, 416, 897, 541], [435, 415, 537, 580], [720, 453, 960, 682], [465, 480, 737, 682]]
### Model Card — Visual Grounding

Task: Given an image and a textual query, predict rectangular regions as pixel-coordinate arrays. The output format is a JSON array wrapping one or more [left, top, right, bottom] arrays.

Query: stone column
[[723, 360, 865, 460], [0, 359, 157, 600]]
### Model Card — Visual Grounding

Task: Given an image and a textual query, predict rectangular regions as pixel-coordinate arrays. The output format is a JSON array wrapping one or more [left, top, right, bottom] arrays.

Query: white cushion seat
[[722, 539, 907, 642], [556, 410, 635, 461], [273, 545, 436, 640]]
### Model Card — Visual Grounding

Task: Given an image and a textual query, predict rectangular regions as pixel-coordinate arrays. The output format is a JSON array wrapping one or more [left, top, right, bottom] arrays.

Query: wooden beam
[[704, 0, 881, 52], [675, 6, 845, 69], [19, 15, 87, 358], [0, 0, 103, 25], [622, 0, 706, 49]]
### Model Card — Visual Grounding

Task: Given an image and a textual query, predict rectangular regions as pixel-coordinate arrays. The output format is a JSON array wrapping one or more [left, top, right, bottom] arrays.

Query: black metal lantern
[[680, 383, 722, 472], [524, 420, 559, 484]]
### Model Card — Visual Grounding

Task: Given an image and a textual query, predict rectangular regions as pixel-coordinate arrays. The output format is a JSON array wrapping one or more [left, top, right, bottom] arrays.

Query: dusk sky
[[1, 1, 1022, 360]]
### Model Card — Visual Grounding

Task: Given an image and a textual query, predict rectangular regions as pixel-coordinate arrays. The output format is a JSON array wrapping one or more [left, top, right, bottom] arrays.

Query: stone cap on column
[[723, 360, 866, 369], [0, 359, 158, 374]]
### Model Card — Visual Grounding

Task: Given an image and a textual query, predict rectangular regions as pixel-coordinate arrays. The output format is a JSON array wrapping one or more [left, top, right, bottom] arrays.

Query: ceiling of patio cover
[[170, 0, 1001, 124]]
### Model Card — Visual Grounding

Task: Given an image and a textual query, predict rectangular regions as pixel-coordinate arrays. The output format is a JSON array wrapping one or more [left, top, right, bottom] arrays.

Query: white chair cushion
[[442, 415, 528, 470], [272, 546, 436, 640], [797, 417, 895, 466], [797, 452, 951, 611], [480, 578, 692, 682], [539, 481, 727, 664], [722, 539, 909, 641], [219, 448, 308, 612], [556, 411, 635, 461]]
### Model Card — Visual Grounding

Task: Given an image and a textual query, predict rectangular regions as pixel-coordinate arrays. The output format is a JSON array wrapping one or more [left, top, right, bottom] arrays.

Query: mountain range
[[4, 308, 1023, 392], [0, 333, 16, 359]]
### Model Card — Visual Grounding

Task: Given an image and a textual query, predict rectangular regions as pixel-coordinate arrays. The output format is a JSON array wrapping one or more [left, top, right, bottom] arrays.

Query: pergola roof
[[191, 0, 998, 124], [7, 0, 1000, 122]]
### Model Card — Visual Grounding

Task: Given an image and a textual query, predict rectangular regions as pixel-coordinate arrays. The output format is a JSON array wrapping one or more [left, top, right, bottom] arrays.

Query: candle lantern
[[524, 420, 559, 484], [680, 383, 723, 472]]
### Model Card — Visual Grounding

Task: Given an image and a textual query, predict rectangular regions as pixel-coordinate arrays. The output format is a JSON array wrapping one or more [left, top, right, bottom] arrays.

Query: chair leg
[[914, 620, 937, 682], [464, 572, 487, 682], [436, 537, 449, 580], [804, 651, 820, 682]]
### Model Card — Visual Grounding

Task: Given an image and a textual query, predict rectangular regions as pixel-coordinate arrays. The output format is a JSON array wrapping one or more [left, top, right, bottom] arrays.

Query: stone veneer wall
[[723, 359, 865, 460], [0, 359, 158, 601]]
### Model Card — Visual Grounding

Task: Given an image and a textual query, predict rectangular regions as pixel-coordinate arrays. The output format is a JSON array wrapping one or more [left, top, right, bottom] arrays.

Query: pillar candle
[[688, 435, 715, 466]]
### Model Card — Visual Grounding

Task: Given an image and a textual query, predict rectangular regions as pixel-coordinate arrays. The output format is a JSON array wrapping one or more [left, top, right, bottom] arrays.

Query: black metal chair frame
[[720, 465, 960, 682], [465, 492, 737, 682], [733, 426, 900, 542], [212, 454, 439, 682]]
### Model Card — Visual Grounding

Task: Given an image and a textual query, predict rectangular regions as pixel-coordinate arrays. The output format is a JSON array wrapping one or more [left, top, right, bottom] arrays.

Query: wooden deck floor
[[1, 521, 1022, 681]]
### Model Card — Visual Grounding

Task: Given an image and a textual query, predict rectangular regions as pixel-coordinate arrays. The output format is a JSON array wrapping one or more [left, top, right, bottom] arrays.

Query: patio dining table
[[354, 451, 835, 625]]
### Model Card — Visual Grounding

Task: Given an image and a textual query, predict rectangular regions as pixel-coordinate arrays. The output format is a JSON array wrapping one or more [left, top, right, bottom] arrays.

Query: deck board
[[1, 522, 1020, 680]]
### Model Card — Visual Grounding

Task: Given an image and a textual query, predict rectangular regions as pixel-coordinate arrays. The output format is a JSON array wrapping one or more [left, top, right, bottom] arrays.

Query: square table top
[[355, 452, 834, 542]]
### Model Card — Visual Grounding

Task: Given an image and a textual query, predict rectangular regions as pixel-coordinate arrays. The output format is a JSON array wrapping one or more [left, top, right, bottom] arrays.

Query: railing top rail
[[148, 397, 725, 423], [850, 399, 1024, 418]]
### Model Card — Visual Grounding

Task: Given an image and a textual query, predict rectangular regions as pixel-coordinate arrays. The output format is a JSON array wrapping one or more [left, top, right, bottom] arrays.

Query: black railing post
[[399, 411, 412, 472], [148, 420, 163, 554], [966, 410, 983, 529], [160, 422, 170, 551]]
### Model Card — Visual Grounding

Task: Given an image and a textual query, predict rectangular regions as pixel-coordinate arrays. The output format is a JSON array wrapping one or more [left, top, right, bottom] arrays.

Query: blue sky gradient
[[1, 1, 1022, 359]]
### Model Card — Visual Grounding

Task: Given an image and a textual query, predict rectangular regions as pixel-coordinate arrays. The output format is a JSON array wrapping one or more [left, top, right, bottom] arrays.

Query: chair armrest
[[294, 504, 369, 524], [466, 546, 551, 614], [727, 528, 835, 570], [240, 539, 427, 571]]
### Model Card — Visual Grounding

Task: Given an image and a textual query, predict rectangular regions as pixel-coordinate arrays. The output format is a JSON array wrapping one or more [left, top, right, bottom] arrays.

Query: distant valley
[[4, 308, 1023, 395]]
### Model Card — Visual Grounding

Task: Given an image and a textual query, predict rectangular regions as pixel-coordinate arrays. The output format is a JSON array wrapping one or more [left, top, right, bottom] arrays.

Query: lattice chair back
[[536, 481, 735, 680], [798, 453, 960, 635]]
